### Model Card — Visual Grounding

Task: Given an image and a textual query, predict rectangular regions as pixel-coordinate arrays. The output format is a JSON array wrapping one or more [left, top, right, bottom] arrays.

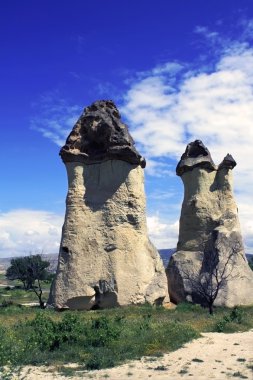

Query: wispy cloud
[[147, 215, 179, 249], [30, 92, 81, 146]]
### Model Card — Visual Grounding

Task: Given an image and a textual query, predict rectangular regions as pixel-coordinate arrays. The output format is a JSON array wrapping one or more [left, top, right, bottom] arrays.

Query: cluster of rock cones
[[48, 100, 253, 310]]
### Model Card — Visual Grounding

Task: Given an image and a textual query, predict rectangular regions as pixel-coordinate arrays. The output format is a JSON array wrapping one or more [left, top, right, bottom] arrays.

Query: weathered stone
[[48, 100, 169, 310], [176, 139, 216, 176], [60, 100, 146, 168], [167, 140, 253, 307]]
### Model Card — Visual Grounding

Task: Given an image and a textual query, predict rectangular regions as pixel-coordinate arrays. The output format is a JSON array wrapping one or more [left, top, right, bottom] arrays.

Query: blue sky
[[1, 0, 253, 257]]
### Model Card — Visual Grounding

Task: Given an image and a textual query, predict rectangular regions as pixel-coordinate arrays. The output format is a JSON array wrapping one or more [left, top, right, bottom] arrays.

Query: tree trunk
[[39, 297, 46, 309], [32, 280, 45, 308], [208, 302, 214, 315]]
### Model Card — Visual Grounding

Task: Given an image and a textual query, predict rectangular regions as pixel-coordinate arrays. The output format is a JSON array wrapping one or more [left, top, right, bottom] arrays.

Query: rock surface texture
[[167, 140, 253, 307], [48, 100, 169, 310]]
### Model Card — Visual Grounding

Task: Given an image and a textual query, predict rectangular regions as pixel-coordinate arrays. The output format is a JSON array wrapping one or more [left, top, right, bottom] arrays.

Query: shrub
[[86, 315, 123, 347], [215, 307, 244, 332], [0, 304, 252, 370]]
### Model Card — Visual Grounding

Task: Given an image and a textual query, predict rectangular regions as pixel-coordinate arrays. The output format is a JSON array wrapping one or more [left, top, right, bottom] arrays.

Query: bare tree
[[181, 231, 242, 314]]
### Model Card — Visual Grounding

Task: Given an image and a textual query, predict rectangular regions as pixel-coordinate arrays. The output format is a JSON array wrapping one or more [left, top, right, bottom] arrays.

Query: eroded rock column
[[48, 100, 169, 310], [166, 140, 253, 307]]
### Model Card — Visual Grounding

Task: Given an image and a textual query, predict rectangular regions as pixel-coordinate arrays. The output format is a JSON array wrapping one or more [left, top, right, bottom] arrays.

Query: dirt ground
[[16, 330, 253, 380]]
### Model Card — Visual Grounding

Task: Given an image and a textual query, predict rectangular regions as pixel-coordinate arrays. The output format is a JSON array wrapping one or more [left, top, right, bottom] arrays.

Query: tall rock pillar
[[167, 140, 253, 307], [48, 100, 169, 310]]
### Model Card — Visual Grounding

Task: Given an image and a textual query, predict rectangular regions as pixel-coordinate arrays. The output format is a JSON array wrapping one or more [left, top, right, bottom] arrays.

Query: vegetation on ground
[[5, 255, 51, 308], [0, 302, 252, 371], [0, 273, 51, 306]]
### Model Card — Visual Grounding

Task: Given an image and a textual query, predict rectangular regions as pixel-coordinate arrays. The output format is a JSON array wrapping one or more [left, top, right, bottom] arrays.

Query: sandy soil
[[17, 330, 253, 379]]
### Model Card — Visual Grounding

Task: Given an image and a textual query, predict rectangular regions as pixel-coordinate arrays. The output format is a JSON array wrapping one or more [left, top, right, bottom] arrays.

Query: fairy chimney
[[167, 140, 253, 307], [48, 100, 169, 310]]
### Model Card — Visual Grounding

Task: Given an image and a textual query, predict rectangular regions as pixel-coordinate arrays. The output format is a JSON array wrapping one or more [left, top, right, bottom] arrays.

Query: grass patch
[[0, 305, 198, 369], [0, 302, 252, 370], [0, 273, 51, 306]]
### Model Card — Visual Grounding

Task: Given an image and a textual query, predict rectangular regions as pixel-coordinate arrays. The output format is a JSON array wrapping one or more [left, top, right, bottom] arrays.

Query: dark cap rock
[[60, 100, 146, 168], [218, 154, 237, 170], [176, 140, 216, 176]]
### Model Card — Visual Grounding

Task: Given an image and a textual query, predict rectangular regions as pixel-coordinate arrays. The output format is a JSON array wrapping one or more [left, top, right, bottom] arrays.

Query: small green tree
[[6, 256, 32, 290], [6, 255, 50, 308]]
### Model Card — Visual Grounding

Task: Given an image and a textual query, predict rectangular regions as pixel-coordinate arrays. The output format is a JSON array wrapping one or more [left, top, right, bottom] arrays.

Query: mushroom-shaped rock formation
[[48, 100, 169, 310], [167, 140, 253, 307]]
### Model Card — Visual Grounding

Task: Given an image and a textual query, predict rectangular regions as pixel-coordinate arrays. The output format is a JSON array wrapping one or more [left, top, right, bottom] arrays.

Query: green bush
[[0, 299, 13, 308], [0, 309, 199, 369], [0, 304, 252, 370], [215, 307, 244, 332], [86, 315, 123, 347]]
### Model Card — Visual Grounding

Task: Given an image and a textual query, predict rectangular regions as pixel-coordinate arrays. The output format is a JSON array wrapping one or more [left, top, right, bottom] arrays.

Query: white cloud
[[122, 45, 253, 166], [236, 199, 253, 255], [0, 209, 178, 256], [147, 215, 179, 249], [0, 209, 63, 258], [145, 159, 174, 177], [121, 23, 253, 251]]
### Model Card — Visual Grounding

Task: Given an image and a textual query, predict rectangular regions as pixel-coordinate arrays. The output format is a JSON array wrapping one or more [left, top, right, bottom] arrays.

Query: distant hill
[[0, 250, 252, 272], [158, 249, 176, 267], [158, 250, 253, 268], [0, 253, 58, 273]]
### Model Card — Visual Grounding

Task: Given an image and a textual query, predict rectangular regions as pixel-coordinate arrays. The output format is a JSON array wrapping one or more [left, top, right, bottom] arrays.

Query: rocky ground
[[17, 330, 253, 379]]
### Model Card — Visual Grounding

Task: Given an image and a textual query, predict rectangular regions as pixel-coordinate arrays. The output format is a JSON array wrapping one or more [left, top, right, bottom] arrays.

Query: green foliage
[[5, 255, 50, 308], [215, 307, 245, 332], [6, 257, 32, 289], [6, 255, 49, 289], [86, 315, 122, 347], [0, 308, 198, 369], [0, 285, 46, 306], [0, 304, 252, 371], [0, 299, 13, 308]]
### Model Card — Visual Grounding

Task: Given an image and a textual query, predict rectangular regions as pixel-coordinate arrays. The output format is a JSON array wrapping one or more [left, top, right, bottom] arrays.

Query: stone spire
[[48, 100, 169, 310], [167, 140, 253, 307]]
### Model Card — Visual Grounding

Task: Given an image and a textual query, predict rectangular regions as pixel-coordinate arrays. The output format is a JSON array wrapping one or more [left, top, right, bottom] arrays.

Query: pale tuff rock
[[48, 100, 169, 310], [167, 140, 253, 307]]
